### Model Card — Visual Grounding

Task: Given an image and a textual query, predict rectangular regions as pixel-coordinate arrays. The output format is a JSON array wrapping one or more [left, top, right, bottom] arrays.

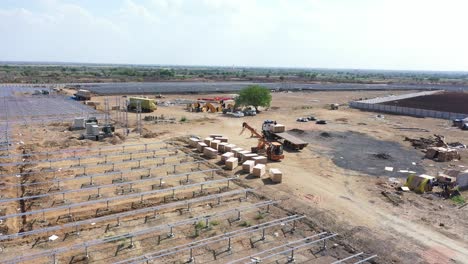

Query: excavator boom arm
[[241, 122, 263, 138]]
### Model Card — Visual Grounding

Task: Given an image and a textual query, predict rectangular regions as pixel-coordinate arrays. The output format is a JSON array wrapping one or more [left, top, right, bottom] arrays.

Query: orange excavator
[[241, 122, 284, 161]]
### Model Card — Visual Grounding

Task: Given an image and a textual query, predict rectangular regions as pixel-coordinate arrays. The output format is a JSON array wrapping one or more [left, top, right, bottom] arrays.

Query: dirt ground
[[1, 89, 467, 263], [130, 90, 468, 264]]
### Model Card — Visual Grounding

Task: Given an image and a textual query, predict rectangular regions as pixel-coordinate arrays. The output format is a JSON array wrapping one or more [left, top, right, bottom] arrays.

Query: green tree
[[235, 85, 272, 112]]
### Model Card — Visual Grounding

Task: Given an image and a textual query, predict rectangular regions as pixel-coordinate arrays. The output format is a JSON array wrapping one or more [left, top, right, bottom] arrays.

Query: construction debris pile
[[404, 134, 463, 162], [143, 115, 177, 124]]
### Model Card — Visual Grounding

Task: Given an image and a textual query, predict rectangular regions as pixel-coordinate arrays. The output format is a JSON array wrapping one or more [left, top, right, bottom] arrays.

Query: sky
[[1, 0, 468, 71]]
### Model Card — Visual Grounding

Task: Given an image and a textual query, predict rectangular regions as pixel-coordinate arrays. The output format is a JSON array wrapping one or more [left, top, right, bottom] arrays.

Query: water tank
[[91, 125, 100, 136], [86, 123, 99, 135], [73, 118, 85, 129]]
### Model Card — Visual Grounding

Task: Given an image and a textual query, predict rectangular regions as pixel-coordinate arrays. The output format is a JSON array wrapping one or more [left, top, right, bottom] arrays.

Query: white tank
[[73, 118, 85, 129], [86, 123, 99, 135], [91, 125, 100, 136]]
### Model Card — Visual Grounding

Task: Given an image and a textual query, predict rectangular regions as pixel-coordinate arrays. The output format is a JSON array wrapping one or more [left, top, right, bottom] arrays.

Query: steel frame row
[[0, 176, 234, 221], [0, 151, 191, 178], [332, 253, 378, 264], [0, 188, 254, 241], [0, 168, 219, 203], [5, 198, 276, 263], [0, 159, 204, 191], [229, 233, 338, 264], [0, 146, 181, 167], [115, 214, 305, 264], [0, 141, 173, 159]]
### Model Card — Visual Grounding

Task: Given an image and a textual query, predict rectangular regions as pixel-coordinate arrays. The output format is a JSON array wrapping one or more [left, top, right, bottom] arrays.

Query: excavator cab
[[267, 141, 284, 161], [271, 142, 283, 155], [242, 122, 284, 161]]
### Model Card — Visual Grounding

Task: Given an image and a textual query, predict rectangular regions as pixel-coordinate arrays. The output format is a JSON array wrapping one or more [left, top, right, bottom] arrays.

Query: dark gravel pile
[[289, 130, 426, 177]]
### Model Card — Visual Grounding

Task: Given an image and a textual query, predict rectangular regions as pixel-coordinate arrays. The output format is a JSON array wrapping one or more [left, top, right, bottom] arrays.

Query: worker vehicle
[[233, 111, 244, 118], [296, 117, 308, 122], [307, 116, 316, 121], [127, 97, 157, 112], [243, 109, 257, 116], [261, 120, 308, 150], [73, 89, 92, 101], [316, 120, 327, 125], [241, 122, 284, 161]]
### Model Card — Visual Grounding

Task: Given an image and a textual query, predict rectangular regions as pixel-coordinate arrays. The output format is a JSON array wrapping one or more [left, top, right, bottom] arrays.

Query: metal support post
[[227, 237, 232, 251], [188, 248, 194, 263], [287, 249, 295, 263], [129, 236, 134, 248], [168, 226, 174, 238]]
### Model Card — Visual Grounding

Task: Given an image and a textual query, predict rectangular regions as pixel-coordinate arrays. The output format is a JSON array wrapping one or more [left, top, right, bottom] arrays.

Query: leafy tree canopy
[[235, 85, 272, 112]]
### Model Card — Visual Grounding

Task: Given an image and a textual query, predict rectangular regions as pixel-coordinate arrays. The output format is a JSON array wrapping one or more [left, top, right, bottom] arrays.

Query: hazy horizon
[[3, 60, 468, 75], [1, 0, 468, 72]]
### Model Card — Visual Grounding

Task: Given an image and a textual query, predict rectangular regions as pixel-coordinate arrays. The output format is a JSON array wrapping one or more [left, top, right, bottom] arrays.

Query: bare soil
[[1, 90, 467, 263]]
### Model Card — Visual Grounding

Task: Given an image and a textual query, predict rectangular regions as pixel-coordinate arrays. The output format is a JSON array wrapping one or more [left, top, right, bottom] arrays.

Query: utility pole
[[124, 99, 129, 136], [136, 100, 142, 137], [104, 97, 110, 126]]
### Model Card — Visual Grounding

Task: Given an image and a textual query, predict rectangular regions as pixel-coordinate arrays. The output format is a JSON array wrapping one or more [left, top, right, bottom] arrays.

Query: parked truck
[[262, 120, 308, 150], [73, 89, 92, 101], [127, 97, 157, 112]]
